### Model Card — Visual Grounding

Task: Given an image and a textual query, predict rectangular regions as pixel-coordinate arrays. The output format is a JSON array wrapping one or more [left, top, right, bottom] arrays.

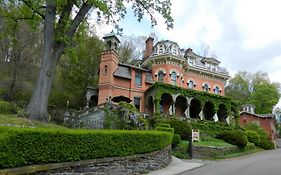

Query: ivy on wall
[[146, 82, 240, 118]]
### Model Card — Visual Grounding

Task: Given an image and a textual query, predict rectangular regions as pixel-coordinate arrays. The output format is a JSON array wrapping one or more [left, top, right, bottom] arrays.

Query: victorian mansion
[[86, 32, 233, 122]]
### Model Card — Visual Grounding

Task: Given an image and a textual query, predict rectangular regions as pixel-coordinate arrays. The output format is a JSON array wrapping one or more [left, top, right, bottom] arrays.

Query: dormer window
[[158, 71, 164, 82], [158, 44, 165, 54], [188, 58, 194, 65]]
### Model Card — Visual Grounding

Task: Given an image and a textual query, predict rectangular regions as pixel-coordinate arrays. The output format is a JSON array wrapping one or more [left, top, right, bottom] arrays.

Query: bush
[[159, 118, 192, 140], [172, 141, 189, 159], [172, 134, 181, 148], [0, 127, 173, 169], [245, 130, 260, 146], [217, 130, 248, 148], [244, 122, 275, 150], [0, 100, 16, 114], [158, 123, 171, 128], [191, 120, 241, 137], [156, 126, 174, 134]]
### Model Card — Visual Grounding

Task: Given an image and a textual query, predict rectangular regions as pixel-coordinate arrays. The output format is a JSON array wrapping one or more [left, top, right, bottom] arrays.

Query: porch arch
[[218, 104, 228, 122], [160, 93, 173, 115], [189, 98, 201, 119], [203, 101, 215, 121], [175, 95, 187, 117]]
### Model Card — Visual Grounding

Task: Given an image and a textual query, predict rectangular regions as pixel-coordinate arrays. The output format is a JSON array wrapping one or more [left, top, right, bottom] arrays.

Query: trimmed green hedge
[[217, 130, 248, 148], [0, 127, 173, 169], [158, 118, 192, 140]]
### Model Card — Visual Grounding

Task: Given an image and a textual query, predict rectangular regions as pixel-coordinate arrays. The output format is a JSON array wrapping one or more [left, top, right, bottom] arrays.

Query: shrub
[[159, 118, 192, 140], [217, 130, 248, 148], [245, 130, 260, 146], [0, 127, 173, 169], [244, 122, 275, 150], [156, 126, 174, 134], [172, 134, 181, 148], [0, 100, 16, 114], [191, 120, 241, 137], [158, 123, 171, 128]]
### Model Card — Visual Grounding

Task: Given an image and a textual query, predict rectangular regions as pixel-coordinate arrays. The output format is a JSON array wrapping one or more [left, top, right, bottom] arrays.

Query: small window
[[134, 97, 141, 111], [214, 86, 220, 94], [188, 80, 194, 89], [135, 70, 142, 86], [104, 65, 108, 75], [203, 83, 209, 92], [171, 72, 177, 85], [158, 44, 165, 54], [158, 71, 164, 82]]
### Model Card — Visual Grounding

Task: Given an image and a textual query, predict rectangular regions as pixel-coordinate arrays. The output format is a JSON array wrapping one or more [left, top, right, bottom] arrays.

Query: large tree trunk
[[26, 0, 57, 122]]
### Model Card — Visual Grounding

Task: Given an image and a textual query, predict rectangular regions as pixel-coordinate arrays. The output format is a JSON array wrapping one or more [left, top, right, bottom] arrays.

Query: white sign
[[192, 129, 200, 142]]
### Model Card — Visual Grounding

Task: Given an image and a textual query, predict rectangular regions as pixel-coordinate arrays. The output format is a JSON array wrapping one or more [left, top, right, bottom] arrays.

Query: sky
[[93, 0, 281, 107]]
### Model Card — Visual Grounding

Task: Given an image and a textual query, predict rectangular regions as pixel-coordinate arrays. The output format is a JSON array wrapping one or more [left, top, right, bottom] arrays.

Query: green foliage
[[155, 126, 174, 133], [147, 82, 239, 118], [244, 122, 274, 150], [104, 102, 147, 130], [249, 83, 280, 114], [0, 100, 17, 114], [158, 123, 171, 128], [225, 71, 251, 104], [191, 120, 241, 137], [225, 71, 280, 114], [245, 130, 260, 146], [217, 130, 248, 148], [172, 141, 189, 159], [159, 118, 192, 140], [172, 134, 181, 148], [0, 127, 172, 169]]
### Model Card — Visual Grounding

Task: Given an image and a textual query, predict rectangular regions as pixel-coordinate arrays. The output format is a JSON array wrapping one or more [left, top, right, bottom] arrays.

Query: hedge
[[191, 120, 241, 136], [245, 130, 260, 146], [0, 127, 173, 169], [158, 118, 192, 140], [217, 130, 248, 148]]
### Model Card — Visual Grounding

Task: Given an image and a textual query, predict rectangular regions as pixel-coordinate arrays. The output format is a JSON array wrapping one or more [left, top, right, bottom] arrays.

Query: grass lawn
[[0, 114, 67, 129], [193, 138, 234, 147]]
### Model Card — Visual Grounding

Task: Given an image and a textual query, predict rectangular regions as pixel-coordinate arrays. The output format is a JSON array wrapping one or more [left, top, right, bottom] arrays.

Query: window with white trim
[[171, 72, 177, 85], [158, 71, 164, 82]]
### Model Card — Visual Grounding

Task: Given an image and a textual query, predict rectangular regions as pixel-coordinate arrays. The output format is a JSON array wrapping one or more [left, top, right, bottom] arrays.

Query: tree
[[5, 0, 173, 121], [225, 71, 250, 104], [225, 71, 280, 114], [0, 3, 42, 101], [50, 34, 104, 109], [249, 83, 280, 114]]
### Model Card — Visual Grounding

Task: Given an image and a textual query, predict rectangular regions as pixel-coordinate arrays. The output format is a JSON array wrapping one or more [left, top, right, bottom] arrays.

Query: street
[[179, 148, 281, 175]]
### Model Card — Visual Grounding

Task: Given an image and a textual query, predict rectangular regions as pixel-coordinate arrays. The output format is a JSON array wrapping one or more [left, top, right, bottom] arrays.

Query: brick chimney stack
[[143, 37, 154, 61]]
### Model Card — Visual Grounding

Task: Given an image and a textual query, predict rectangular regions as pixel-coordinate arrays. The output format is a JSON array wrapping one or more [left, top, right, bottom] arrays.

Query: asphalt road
[[179, 149, 281, 175]]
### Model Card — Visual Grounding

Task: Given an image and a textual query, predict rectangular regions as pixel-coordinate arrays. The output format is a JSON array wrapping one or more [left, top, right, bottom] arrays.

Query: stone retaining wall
[[0, 146, 171, 175], [193, 145, 238, 159]]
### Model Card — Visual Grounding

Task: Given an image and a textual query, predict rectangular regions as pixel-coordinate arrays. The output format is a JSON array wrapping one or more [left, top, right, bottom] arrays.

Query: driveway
[[178, 149, 281, 175]]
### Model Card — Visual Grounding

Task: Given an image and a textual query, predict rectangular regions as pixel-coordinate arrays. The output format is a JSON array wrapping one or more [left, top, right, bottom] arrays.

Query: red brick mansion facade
[[86, 32, 230, 120]]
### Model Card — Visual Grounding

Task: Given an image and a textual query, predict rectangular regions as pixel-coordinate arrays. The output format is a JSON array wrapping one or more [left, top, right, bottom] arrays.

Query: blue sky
[[92, 0, 281, 107]]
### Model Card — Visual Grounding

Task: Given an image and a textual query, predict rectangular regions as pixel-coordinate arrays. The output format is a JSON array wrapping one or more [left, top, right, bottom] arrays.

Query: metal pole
[[188, 134, 193, 159]]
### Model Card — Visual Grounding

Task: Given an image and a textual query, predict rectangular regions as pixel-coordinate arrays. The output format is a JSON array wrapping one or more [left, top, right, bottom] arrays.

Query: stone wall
[[21, 146, 171, 175], [193, 145, 238, 159]]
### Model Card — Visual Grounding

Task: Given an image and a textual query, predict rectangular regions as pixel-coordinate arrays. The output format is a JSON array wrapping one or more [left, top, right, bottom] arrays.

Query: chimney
[[186, 48, 193, 54], [143, 37, 154, 60]]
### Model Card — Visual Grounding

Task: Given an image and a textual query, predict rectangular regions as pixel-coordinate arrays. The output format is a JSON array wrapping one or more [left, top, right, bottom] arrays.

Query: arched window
[[188, 80, 194, 89], [104, 65, 108, 75], [158, 71, 164, 82], [203, 83, 209, 92], [171, 72, 177, 85], [214, 86, 220, 94]]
